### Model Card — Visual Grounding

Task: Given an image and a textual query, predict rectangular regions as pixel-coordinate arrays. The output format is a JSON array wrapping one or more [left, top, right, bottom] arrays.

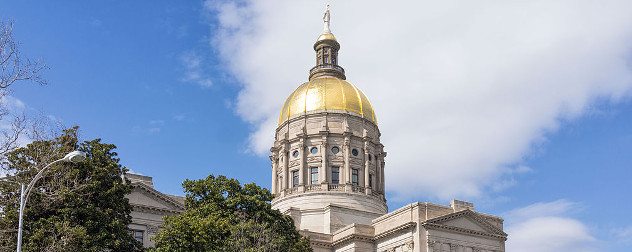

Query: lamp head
[[64, 151, 86, 163]]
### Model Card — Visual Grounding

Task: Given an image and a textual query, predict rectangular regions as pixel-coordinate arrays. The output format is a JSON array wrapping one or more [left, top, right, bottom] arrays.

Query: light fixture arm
[[20, 158, 64, 214], [16, 150, 86, 252]]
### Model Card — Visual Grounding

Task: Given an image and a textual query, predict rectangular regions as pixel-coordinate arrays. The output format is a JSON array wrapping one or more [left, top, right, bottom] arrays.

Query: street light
[[16, 150, 86, 252]]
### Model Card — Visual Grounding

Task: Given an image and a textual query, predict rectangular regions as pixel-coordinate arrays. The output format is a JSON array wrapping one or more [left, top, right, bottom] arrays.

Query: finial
[[323, 4, 331, 34]]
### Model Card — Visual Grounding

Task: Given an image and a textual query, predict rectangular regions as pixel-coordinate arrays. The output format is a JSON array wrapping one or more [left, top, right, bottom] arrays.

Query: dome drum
[[276, 112, 380, 142]]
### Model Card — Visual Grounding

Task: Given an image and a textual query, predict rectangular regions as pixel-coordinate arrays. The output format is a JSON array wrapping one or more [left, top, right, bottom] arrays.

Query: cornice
[[331, 233, 374, 247], [130, 203, 184, 215], [303, 222, 416, 249], [277, 110, 379, 130], [372, 202, 422, 224], [131, 182, 185, 211], [422, 222, 507, 241], [281, 132, 380, 146], [423, 209, 507, 240], [271, 189, 387, 208], [374, 222, 416, 240]]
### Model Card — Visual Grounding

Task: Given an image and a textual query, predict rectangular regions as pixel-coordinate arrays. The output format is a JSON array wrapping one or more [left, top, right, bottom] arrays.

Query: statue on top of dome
[[323, 4, 331, 34]]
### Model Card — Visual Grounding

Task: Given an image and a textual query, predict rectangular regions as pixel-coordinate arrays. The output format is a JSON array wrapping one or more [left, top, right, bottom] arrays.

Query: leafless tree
[[0, 20, 47, 88], [0, 19, 49, 158]]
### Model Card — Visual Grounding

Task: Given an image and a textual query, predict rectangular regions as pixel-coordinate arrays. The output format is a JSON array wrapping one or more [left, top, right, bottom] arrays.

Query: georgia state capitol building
[[125, 6, 508, 252], [268, 6, 507, 252]]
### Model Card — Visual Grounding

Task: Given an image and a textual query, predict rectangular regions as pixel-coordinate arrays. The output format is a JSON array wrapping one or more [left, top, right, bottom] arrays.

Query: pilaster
[[270, 153, 278, 194], [320, 131, 328, 184], [343, 132, 351, 185], [282, 142, 289, 191], [363, 136, 371, 195], [299, 137, 305, 186]]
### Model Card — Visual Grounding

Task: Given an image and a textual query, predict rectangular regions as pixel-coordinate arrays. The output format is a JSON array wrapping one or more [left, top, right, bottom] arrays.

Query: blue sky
[[3, 1, 632, 251]]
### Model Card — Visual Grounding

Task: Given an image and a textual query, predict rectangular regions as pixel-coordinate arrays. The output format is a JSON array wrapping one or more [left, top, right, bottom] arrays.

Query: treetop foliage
[[0, 126, 142, 251], [152, 174, 312, 252]]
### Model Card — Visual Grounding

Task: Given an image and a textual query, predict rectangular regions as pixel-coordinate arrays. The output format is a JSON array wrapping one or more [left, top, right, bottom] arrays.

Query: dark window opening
[[332, 167, 339, 184], [293, 171, 299, 187], [311, 168, 319, 184]]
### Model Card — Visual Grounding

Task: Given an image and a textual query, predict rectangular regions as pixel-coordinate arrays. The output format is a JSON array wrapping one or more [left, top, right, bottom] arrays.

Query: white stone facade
[[124, 173, 184, 248], [270, 97, 507, 252], [289, 200, 506, 252], [270, 108, 508, 251], [271, 110, 387, 234]]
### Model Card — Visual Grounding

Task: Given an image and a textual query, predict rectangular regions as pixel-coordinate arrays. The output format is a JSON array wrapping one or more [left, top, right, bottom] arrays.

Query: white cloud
[[204, 0, 632, 200], [507, 217, 595, 252], [612, 226, 632, 244], [0, 96, 26, 111], [0, 96, 52, 150], [505, 200, 596, 252], [504, 199, 578, 221], [149, 120, 165, 126], [179, 51, 213, 88], [132, 119, 167, 134], [173, 114, 186, 121]]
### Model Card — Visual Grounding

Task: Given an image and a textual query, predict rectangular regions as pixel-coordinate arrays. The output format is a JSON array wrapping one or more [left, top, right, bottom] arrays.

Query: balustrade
[[328, 184, 343, 191], [305, 184, 322, 192], [309, 64, 345, 75]]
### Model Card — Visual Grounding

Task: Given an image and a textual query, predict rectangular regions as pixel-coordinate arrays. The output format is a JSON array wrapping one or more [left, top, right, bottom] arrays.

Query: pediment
[[440, 216, 488, 233], [423, 210, 507, 239], [126, 182, 185, 213]]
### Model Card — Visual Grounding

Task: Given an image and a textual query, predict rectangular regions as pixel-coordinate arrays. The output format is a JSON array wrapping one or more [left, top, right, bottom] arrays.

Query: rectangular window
[[352, 169, 358, 186], [331, 167, 339, 184], [311, 167, 319, 184], [128, 229, 144, 243], [369, 174, 373, 189], [293, 171, 299, 187], [324, 57, 329, 63]]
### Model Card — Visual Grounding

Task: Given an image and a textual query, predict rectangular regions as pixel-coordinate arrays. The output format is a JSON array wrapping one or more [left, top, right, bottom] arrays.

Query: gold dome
[[317, 32, 337, 42], [279, 77, 376, 125]]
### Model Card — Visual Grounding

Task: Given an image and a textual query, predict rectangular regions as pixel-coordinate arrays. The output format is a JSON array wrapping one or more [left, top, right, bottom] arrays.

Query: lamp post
[[16, 150, 86, 252]]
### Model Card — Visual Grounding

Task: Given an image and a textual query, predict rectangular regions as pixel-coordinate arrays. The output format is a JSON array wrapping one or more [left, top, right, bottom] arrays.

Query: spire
[[309, 5, 346, 81]]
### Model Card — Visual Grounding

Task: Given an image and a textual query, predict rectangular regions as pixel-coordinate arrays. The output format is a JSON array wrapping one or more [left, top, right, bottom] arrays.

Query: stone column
[[381, 155, 386, 194], [282, 144, 289, 191], [343, 133, 351, 184], [376, 153, 382, 193], [320, 134, 328, 185], [271, 152, 278, 194], [363, 138, 370, 195], [299, 137, 305, 186]]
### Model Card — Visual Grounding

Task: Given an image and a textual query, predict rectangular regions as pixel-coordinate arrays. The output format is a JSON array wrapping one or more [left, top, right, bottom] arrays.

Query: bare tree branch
[[0, 20, 48, 89], [0, 19, 50, 162]]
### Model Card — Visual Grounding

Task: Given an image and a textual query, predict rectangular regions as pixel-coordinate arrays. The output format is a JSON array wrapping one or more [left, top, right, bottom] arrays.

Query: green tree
[[0, 127, 142, 251], [151, 174, 312, 252]]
